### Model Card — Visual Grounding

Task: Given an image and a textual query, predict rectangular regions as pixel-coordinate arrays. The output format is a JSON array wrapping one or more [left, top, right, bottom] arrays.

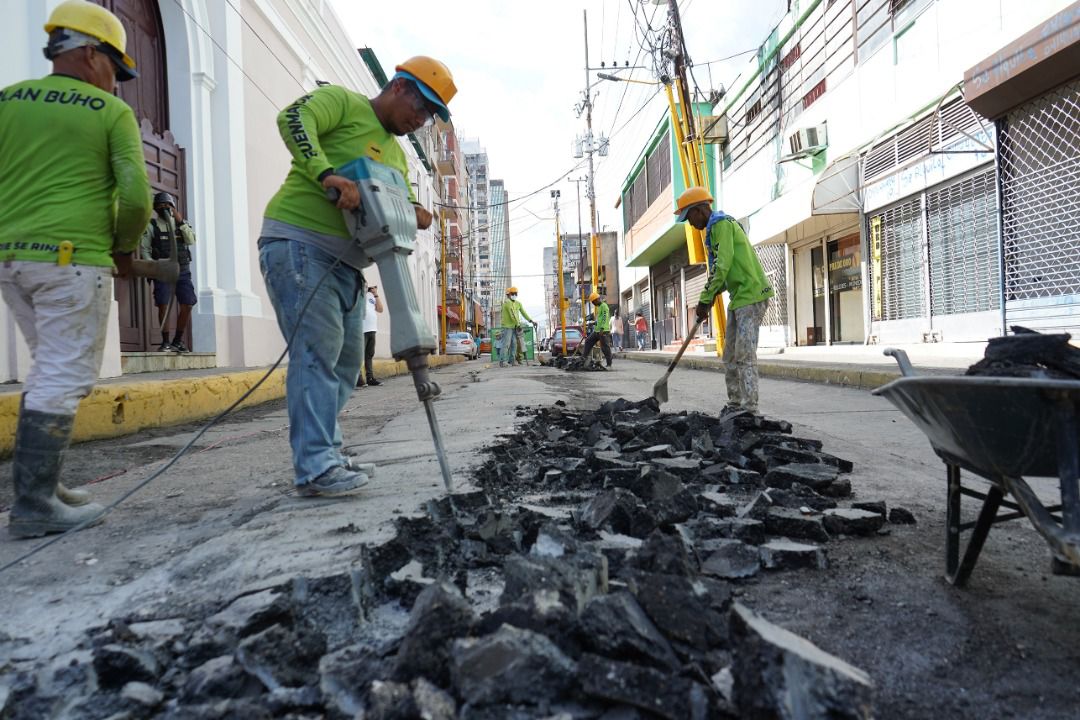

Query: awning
[[812, 153, 861, 215], [438, 305, 460, 322]]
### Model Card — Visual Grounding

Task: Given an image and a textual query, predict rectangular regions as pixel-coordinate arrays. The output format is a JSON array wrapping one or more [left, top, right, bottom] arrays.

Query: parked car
[[446, 332, 480, 360], [550, 327, 584, 356], [478, 333, 492, 354]]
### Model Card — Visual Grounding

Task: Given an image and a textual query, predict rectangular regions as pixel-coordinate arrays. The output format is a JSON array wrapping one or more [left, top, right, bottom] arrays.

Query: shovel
[[652, 318, 703, 405]]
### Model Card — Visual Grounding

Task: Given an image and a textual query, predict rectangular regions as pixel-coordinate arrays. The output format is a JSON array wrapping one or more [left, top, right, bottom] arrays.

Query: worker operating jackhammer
[[0, 1, 152, 538], [258, 57, 456, 498], [498, 287, 537, 367]]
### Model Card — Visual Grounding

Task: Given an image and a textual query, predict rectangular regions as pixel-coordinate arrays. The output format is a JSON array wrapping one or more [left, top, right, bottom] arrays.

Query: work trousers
[[259, 238, 365, 485], [723, 299, 769, 413], [499, 325, 522, 364], [579, 330, 613, 366], [364, 331, 377, 380], [636, 330, 648, 350], [0, 261, 112, 415]]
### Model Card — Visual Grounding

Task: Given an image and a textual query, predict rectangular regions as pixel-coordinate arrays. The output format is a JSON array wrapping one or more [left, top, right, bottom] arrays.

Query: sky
[[328, 0, 789, 329]]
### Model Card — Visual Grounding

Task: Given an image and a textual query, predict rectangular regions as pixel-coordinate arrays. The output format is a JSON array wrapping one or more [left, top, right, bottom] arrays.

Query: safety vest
[[149, 216, 192, 267]]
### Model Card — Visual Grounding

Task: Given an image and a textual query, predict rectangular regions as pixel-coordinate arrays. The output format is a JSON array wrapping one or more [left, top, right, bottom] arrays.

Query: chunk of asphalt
[[578, 591, 680, 671], [622, 571, 731, 650], [889, 507, 917, 524], [738, 492, 773, 521], [236, 623, 326, 690], [120, 682, 164, 709], [578, 488, 657, 538], [822, 509, 887, 537], [819, 477, 853, 498], [759, 539, 828, 571], [700, 540, 762, 580], [851, 501, 887, 517], [652, 488, 700, 527], [729, 603, 874, 720], [767, 483, 837, 512], [693, 517, 768, 546], [181, 655, 263, 702], [205, 588, 291, 640], [451, 624, 577, 707], [633, 529, 698, 577], [319, 644, 390, 718], [579, 653, 711, 720], [501, 552, 608, 615], [765, 507, 830, 543], [92, 644, 160, 689], [764, 463, 840, 491], [698, 491, 739, 518], [394, 581, 475, 686]]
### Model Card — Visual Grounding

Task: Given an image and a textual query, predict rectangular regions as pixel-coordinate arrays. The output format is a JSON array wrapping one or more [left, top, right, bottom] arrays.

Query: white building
[[1, 0, 439, 381], [718, 0, 1076, 347]]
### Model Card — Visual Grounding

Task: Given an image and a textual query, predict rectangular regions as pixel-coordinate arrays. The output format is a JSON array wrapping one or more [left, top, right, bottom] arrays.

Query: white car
[[446, 332, 480, 360]]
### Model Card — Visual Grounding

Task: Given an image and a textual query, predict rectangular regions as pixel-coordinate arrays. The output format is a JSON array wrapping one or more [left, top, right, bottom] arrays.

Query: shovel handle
[[665, 319, 704, 373]]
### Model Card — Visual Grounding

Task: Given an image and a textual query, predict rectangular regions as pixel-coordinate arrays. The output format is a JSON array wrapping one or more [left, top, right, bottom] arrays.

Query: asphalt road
[[2, 356, 1078, 718]]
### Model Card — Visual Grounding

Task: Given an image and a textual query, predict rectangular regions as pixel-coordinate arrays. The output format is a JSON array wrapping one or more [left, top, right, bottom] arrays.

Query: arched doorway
[[92, 0, 189, 353]]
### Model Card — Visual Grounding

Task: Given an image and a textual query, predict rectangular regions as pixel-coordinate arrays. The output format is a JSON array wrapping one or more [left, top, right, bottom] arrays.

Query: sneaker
[[157, 341, 173, 352], [499, 362, 507, 368], [296, 466, 369, 497], [366, 377, 382, 386], [171, 341, 190, 353]]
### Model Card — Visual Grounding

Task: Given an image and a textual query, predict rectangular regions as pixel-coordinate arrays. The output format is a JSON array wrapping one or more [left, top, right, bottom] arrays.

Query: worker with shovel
[[499, 287, 536, 367], [578, 291, 613, 368], [676, 187, 773, 414], [0, 0, 151, 537], [258, 57, 456, 497]]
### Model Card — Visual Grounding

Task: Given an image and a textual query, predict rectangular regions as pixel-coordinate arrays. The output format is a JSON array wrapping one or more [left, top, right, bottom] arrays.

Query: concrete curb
[[620, 351, 902, 391], [0, 355, 464, 457]]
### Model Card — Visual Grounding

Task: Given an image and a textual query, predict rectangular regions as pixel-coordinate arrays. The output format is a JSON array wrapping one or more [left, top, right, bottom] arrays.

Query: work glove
[[695, 301, 711, 323]]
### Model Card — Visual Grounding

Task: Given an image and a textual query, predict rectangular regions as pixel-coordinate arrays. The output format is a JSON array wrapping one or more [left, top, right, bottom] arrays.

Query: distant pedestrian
[[635, 311, 648, 350], [357, 283, 383, 387], [141, 192, 197, 353], [675, 186, 774, 414], [611, 308, 623, 351]]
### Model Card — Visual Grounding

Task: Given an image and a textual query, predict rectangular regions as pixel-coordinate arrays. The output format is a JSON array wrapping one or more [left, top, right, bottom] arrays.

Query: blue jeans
[[499, 326, 520, 362], [259, 238, 365, 485]]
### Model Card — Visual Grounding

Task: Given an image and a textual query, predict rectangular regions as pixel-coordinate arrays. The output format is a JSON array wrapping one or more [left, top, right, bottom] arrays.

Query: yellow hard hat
[[44, 1, 137, 81], [506, 286, 518, 295], [394, 56, 457, 122], [674, 186, 713, 222], [588, 291, 601, 303]]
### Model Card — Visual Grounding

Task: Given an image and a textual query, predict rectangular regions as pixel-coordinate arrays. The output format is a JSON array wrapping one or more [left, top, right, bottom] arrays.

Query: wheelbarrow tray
[[873, 374, 1080, 584]]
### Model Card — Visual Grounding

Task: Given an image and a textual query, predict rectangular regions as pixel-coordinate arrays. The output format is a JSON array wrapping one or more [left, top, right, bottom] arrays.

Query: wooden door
[[91, 0, 188, 352]]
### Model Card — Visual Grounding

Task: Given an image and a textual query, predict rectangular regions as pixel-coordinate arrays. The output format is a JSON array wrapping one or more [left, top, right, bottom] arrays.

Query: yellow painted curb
[[0, 354, 464, 457]]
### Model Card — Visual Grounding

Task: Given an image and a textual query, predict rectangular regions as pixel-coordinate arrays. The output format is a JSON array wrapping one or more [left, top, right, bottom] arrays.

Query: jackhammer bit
[[329, 158, 454, 493]]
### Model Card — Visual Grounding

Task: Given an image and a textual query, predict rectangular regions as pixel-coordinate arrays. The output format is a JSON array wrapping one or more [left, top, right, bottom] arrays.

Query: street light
[[596, 72, 661, 85]]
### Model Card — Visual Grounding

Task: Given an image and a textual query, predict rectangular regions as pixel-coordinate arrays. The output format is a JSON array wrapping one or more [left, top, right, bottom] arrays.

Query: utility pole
[[440, 211, 448, 353], [568, 175, 588, 325], [579, 10, 606, 301], [552, 190, 567, 356], [458, 231, 466, 336]]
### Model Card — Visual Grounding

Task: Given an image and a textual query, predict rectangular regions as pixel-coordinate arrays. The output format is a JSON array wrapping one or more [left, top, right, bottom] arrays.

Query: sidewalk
[[0, 355, 464, 457], [618, 341, 986, 390]]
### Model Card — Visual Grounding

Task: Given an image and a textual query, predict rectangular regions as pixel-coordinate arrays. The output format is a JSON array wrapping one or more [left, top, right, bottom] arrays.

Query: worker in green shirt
[[0, 0, 151, 538], [498, 287, 536, 367], [578, 291, 613, 368], [676, 186, 774, 414], [259, 56, 456, 497]]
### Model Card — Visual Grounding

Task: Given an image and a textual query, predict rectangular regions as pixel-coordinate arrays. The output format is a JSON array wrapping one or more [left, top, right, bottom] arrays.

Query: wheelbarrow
[[873, 348, 1080, 586]]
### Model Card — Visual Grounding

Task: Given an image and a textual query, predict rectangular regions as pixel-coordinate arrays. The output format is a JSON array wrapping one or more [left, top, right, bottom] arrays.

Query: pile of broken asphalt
[[2, 398, 917, 719]]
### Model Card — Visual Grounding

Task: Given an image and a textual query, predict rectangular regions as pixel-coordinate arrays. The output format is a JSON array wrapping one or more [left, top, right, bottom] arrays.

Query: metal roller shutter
[[869, 198, 925, 321], [684, 264, 708, 306], [1000, 78, 1080, 331], [926, 169, 1000, 316], [755, 243, 788, 327]]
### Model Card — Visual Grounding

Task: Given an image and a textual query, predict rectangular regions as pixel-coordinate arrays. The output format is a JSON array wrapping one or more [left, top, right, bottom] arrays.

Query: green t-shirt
[[0, 75, 152, 267], [594, 301, 610, 332], [699, 218, 775, 311], [264, 86, 413, 239], [501, 298, 521, 328]]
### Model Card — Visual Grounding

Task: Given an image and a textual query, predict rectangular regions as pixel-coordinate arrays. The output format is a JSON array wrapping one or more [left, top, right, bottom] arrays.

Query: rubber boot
[[56, 483, 92, 506], [8, 409, 105, 539]]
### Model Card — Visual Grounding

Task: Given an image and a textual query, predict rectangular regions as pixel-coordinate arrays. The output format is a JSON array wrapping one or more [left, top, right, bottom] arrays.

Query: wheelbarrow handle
[[884, 348, 917, 377]]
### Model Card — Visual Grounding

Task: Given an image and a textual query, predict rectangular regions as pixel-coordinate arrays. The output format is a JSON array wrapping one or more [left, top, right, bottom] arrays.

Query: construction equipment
[[652, 318, 703, 405], [329, 156, 453, 492]]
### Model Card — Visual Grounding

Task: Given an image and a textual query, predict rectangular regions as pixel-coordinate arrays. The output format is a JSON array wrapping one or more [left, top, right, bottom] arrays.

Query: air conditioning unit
[[700, 115, 729, 145], [787, 124, 827, 157]]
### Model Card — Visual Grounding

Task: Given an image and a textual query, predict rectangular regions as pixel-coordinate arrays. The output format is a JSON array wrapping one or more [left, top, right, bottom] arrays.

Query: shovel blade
[[652, 375, 669, 405]]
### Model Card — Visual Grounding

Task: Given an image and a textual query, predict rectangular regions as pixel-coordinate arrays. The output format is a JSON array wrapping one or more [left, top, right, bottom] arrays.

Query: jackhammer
[[329, 157, 453, 493]]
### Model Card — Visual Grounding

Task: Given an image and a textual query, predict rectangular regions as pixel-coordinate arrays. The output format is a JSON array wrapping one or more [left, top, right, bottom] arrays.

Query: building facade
[[1, 0, 442, 382], [717, 0, 1076, 348], [488, 179, 512, 329]]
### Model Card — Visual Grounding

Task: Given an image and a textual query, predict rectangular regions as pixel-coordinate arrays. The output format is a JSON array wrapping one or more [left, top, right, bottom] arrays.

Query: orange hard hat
[[674, 186, 713, 221], [394, 56, 457, 122]]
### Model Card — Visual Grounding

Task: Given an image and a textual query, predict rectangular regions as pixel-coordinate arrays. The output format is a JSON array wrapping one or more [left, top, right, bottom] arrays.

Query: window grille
[[755, 243, 789, 327], [1000, 78, 1080, 300]]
